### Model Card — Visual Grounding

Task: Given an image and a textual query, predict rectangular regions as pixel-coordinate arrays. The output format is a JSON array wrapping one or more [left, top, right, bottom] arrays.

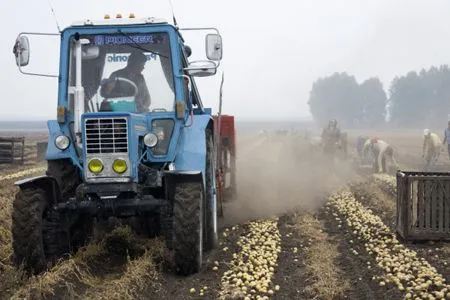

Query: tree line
[[308, 65, 450, 128]]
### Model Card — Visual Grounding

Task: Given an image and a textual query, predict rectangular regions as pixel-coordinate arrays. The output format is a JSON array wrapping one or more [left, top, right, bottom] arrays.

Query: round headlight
[[143, 132, 158, 148], [88, 158, 104, 174], [55, 135, 70, 150], [112, 159, 127, 174]]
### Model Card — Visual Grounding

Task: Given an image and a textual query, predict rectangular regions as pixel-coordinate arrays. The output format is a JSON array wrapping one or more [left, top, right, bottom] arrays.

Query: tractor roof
[[71, 16, 168, 27]]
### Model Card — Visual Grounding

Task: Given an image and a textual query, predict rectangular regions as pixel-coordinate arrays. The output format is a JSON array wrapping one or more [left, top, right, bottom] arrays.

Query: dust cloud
[[221, 130, 359, 225]]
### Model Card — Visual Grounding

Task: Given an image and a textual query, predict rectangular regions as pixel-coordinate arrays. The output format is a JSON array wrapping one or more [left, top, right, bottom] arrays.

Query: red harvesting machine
[[213, 114, 237, 216]]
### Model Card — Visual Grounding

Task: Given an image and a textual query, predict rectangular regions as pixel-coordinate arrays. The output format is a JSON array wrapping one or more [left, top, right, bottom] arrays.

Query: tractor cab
[[13, 15, 222, 182]]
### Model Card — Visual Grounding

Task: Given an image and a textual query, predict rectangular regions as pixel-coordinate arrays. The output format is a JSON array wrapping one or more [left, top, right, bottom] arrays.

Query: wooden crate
[[396, 171, 450, 241], [0, 137, 24, 164]]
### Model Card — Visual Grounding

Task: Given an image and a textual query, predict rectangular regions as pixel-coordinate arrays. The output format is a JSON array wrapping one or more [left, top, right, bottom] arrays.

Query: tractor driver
[[108, 51, 151, 113]]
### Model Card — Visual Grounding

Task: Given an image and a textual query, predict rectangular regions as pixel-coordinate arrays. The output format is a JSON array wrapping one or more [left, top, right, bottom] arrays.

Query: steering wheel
[[100, 77, 138, 99]]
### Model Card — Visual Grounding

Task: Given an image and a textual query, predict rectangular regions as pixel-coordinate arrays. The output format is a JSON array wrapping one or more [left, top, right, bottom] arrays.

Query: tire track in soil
[[271, 214, 315, 300], [248, 136, 363, 299], [320, 207, 403, 300], [273, 208, 391, 300], [155, 224, 245, 300]]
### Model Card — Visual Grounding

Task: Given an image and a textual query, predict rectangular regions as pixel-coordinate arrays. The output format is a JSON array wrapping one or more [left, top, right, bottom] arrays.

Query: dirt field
[[0, 128, 449, 300]]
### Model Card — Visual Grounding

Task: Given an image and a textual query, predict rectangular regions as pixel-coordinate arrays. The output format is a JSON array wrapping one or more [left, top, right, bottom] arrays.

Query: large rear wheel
[[172, 182, 203, 275], [205, 129, 218, 251]]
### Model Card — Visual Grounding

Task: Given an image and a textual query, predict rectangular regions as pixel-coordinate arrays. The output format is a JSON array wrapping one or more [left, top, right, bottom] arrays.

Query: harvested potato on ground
[[328, 190, 450, 299], [219, 219, 281, 300]]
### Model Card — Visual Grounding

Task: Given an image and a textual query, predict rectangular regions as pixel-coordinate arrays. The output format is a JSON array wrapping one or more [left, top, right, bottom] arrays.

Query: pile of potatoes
[[219, 219, 281, 300], [328, 191, 450, 299], [370, 173, 397, 196]]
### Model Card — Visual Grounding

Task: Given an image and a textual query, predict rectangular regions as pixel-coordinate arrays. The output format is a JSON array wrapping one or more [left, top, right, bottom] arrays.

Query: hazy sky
[[2, 0, 450, 121]]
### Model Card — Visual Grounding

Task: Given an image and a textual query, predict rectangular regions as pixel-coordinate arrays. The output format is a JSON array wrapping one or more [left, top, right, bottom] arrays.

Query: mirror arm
[[18, 32, 59, 36], [179, 27, 220, 35], [17, 65, 58, 78]]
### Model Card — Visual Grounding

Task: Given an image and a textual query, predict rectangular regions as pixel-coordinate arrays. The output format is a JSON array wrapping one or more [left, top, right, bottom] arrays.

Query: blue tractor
[[12, 14, 223, 275]]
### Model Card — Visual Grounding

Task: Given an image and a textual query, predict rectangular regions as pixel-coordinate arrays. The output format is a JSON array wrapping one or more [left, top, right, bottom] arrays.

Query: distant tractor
[[12, 14, 225, 275]]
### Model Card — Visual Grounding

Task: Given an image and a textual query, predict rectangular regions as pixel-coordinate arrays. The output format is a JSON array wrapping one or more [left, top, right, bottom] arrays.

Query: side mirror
[[185, 61, 217, 77], [205, 34, 222, 61], [13, 36, 30, 67]]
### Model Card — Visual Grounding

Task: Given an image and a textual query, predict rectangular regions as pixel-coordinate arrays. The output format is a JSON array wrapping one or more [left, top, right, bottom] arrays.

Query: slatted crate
[[396, 171, 450, 241], [0, 137, 24, 164]]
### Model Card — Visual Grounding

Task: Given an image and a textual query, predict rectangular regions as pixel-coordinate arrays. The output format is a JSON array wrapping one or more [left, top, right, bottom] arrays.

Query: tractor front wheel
[[12, 186, 69, 274], [47, 159, 92, 251], [172, 182, 203, 275]]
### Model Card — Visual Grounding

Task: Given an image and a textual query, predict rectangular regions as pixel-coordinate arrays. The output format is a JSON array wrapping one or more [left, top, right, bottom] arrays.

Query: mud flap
[[15, 175, 61, 204], [165, 171, 204, 196]]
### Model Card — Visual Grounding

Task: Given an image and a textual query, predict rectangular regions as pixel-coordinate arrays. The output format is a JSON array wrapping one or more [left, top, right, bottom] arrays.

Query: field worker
[[443, 121, 450, 160], [422, 129, 442, 170], [356, 135, 370, 163], [370, 137, 399, 173]]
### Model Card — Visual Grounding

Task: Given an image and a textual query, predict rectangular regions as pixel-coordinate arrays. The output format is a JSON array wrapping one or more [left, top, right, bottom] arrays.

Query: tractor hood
[[81, 111, 181, 183]]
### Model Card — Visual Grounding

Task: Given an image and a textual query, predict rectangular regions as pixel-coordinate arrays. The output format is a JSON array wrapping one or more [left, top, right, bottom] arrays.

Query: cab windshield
[[68, 32, 175, 113]]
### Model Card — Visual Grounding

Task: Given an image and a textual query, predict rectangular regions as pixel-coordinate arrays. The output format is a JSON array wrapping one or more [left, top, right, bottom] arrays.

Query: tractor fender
[[15, 175, 61, 204], [164, 170, 204, 187], [174, 114, 212, 188], [164, 171, 204, 203]]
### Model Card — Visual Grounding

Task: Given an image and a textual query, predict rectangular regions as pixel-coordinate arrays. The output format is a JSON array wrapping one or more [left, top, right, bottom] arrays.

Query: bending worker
[[370, 137, 399, 173], [422, 129, 442, 170]]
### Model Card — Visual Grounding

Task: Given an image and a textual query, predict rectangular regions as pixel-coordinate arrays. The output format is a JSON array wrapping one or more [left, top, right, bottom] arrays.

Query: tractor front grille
[[85, 117, 128, 154]]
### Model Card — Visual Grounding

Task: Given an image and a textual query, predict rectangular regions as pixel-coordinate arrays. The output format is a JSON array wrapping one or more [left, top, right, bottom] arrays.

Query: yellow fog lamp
[[112, 159, 127, 174], [88, 158, 104, 174]]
